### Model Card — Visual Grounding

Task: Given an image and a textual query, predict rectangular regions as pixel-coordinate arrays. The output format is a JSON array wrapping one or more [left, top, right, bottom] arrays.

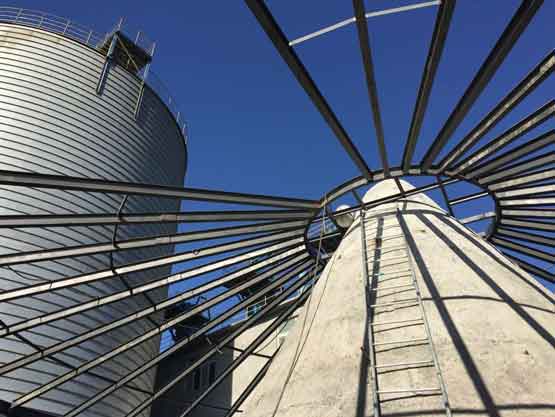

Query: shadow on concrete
[[420, 212, 555, 348], [421, 295, 554, 315], [398, 211, 501, 417], [430, 212, 554, 306]]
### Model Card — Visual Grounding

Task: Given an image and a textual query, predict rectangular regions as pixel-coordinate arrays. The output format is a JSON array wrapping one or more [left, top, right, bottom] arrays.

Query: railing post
[[116, 16, 124, 31], [63, 20, 70, 35], [86, 29, 92, 44], [14, 8, 22, 23], [182, 122, 189, 145]]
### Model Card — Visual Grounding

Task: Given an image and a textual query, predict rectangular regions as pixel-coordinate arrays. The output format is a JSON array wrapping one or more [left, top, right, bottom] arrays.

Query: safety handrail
[[0, 7, 187, 139]]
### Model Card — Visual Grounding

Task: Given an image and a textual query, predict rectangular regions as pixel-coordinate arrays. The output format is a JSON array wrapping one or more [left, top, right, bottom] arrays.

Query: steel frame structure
[[0, 1, 554, 417]]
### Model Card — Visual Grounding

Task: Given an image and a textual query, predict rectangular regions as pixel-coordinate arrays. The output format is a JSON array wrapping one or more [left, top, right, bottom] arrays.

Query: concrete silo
[[240, 179, 555, 417], [0, 9, 186, 417]]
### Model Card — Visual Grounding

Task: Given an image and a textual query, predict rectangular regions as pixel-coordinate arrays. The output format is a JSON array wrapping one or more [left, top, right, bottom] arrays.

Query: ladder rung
[[373, 337, 428, 346], [373, 261, 409, 270], [376, 234, 405, 241], [366, 245, 406, 253], [372, 318, 423, 326], [364, 225, 402, 231], [375, 360, 434, 369], [372, 270, 411, 277], [376, 274, 412, 283], [365, 210, 397, 215], [372, 283, 414, 291], [371, 298, 418, 308], [377, 387, 441, 394], [367, 254, 408, 263]]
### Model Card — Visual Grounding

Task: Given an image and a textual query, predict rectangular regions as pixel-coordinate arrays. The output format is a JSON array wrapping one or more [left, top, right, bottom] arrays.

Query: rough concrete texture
[[240, 179, 555, 417]]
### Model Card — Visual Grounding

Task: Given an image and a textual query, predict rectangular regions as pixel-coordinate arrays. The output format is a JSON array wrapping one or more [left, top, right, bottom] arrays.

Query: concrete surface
[[239, 179, 555, 417]]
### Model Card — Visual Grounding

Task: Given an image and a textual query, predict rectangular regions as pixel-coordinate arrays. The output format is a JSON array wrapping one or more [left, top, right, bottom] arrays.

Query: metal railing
[[0, 7, 187, 140], [0, 7, 107, 48]]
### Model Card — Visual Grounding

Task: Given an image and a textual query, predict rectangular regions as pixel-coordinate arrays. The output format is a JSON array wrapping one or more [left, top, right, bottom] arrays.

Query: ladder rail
[[362, 205, 451, 417], [360, 210, 381, 417]]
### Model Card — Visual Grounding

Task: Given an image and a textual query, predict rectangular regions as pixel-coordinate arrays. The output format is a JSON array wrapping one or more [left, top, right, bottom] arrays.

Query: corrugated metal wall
[[0, 23, 186, 417]]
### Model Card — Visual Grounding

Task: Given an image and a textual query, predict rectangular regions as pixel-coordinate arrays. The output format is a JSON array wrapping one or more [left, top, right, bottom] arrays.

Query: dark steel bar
[[0, 170, 320, 209], [244, 0, 372, 180], [436, 175, 454, 215], [500, 217, 555, 232], [449, 100, 555, 175], [465, 130, 555, 180], [402, 0, 456, 172], [134, 271, 317, 417], [65, 261, 320, 417], [1, 251, 307, 385], [326, 176, 369, 205], [438, 50, 555, 170], [353, 0, 389, 175], [0, 229, 304, 303], [393, 177, 406, 197], [0, 249, 305, 380], [491, 236, 555, 262], [321, 177, 460, 221], [0, 209, 315, 228], [0, 219, 308, 267], [504, 252, 554, 283], [421, 0, 544, 170], [483, 157, 555, 189], [438, 190, 489, 206], [459, 211, 496, 225], [324, 204, 341, 230], [496, 227, 554, 247], [178, 292, 306, 417], [223, 353, 274, 417], [352, 189, 364, 205], [221, 344, 272, 360], [0, 244, 306, 345], [96, 32, 118, 94], [496, 183, 555, 199], [12, 258, 318, 411], [502, 208, 555, 217]]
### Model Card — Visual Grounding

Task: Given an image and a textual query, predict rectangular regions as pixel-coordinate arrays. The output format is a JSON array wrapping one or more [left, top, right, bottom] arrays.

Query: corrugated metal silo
[[0, 9, 187, 417]]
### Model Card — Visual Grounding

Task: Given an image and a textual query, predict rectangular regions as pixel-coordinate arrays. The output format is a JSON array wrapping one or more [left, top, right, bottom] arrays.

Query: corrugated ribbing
[[0, 23, 187, 417]]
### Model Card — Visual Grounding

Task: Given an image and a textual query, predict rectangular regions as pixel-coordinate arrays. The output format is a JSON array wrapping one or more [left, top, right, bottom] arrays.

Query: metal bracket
[[96, 32, 119, 95], [134, 62, 151, 119]]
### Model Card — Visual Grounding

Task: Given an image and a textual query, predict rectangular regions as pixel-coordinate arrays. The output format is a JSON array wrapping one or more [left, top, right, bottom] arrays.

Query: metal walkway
[[360, 206, 451, 417]]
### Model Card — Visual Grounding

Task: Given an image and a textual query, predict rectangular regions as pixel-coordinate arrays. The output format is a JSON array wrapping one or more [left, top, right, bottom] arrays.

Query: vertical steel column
[[96, 32, 119, 94]]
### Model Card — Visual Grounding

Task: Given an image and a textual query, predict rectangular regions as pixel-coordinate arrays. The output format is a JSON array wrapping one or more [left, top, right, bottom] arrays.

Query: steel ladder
[[360, 205, 451, 417]]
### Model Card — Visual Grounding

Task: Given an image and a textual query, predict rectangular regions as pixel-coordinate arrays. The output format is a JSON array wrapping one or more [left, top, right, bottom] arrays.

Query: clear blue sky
[[16, 1, 555, 292]]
